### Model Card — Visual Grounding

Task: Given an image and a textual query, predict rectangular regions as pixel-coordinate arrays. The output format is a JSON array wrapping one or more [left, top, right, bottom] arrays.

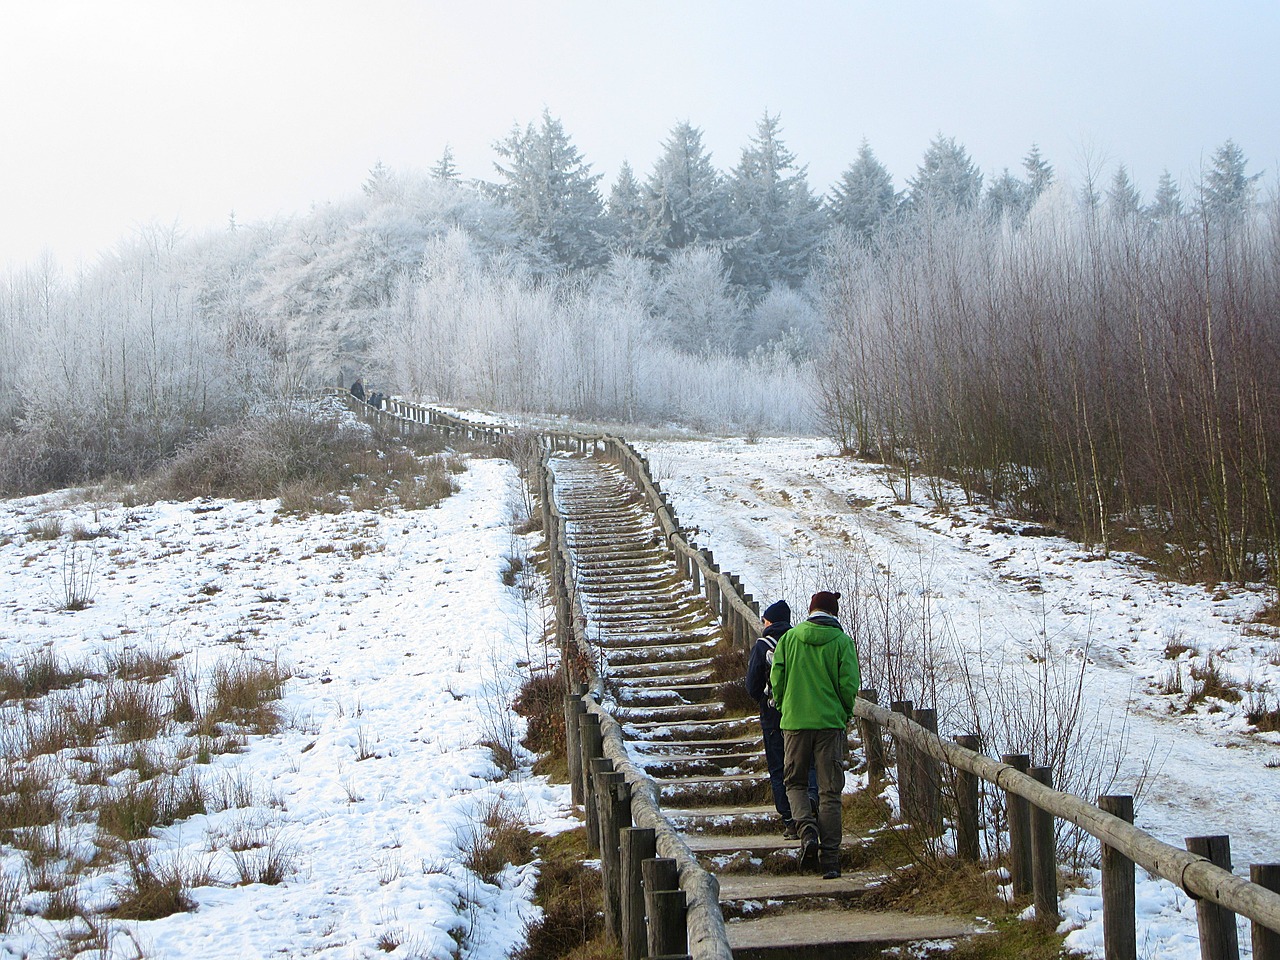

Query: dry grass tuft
[[512, 828, 604, 960], [464, 797, 536, 885], [0, 648, 91, 703], [108, 844, 202, 920]]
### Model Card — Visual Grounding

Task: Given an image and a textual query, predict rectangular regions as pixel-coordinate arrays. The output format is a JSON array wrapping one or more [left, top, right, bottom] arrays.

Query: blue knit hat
[[762, 600, 791, 625]]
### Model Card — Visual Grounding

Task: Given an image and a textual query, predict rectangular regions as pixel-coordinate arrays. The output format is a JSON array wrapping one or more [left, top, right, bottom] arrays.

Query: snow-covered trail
[[639, 438, 1280, 866]]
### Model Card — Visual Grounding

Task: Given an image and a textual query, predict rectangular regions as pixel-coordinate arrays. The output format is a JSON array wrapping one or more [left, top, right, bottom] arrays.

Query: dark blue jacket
[[746, 620, 792, 729]]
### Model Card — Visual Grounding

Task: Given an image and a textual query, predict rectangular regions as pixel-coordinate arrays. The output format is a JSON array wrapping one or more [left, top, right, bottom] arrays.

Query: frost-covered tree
[[908, 135, 984, 213], [727, 112, 825, 293], [828, 140, 898, 241], [984, 168, 1028, 224], [1023, 143, 1054, 200], [431, 145, 460, 183], [1148, 169, 1183, 222], [605, 161, 648, 252], [362, 160, 400, 201], [745, 285, 822, 358], [490, 109, 606, 271], [1198, 139, 1262, 222], [657, 246, 743, 356], [1106, 165, 1143, 220], [643, 121, 732, 260]]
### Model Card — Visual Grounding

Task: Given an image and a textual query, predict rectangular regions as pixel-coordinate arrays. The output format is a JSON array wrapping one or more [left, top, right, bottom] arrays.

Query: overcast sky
[[3, 0, 1277, 271]]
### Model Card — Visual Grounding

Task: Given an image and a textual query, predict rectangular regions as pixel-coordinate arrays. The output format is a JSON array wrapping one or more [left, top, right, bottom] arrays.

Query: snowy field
[[0, 456, 572, 959], [638, 435, 1280, 959]]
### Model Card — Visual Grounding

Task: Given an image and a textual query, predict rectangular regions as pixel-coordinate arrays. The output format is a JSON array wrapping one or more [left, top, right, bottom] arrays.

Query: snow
[[638, 435, 1280, 959], [0, 456, 572, 959], [4, 425, 1279, 958]]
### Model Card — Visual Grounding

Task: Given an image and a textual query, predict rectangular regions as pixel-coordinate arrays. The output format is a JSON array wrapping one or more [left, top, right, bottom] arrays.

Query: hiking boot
[[822, 867, 842, 880], [781, 820, 799, 841], [799, 831, 820, 873]]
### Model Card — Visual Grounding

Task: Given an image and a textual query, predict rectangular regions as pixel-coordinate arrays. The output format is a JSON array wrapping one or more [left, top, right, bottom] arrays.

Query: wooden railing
[[330, 388, 1280, 960]]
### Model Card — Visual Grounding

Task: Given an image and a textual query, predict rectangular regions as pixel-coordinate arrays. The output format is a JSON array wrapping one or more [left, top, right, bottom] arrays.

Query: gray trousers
[[783, 727, 847, 868]]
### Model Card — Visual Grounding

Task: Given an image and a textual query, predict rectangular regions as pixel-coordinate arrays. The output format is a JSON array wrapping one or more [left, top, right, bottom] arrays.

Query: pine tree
[[828, 140, 898, 241], [431, 145, 460, 183], [1148, 169, 1183, 222], [362, 160, 398, 200], [908, 135, 984, 213], [984, 168, 1028, 224], [490, 109, 606, 271], [1022, 143, 1054, 200], [727, 112, 825, 293], [643, 121, 732, 260], [606, 161, 648, 253], [1106, 165, 1143, 220], [1198, 139, 1262, 222]]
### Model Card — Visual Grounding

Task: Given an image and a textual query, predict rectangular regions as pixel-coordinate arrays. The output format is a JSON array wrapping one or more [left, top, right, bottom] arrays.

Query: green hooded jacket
[[769, 614, 860, 730]]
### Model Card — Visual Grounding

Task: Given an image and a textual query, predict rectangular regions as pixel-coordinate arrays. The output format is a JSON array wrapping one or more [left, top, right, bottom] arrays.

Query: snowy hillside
[[0, 456, 572, 959], [639, 435, 1280, 957]]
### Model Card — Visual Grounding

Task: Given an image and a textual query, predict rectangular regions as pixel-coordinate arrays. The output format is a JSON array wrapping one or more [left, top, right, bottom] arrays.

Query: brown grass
[[512, 828, 606, 960], [0, 649, 91, 703], [1186, 656, 1242, 705], [464, 798, 537, 885], [108, 844, 201, 920]]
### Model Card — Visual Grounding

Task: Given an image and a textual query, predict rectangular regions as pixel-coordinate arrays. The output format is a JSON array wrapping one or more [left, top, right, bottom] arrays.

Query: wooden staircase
[[551, 453, 987, 958]]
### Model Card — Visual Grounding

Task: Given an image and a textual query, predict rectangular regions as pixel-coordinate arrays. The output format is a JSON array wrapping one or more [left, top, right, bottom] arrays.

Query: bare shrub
[[58, 543, 97, 611]]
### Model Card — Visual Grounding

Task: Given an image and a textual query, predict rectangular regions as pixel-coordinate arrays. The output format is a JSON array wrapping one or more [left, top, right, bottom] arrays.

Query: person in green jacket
[[769, 590, 860, 879]]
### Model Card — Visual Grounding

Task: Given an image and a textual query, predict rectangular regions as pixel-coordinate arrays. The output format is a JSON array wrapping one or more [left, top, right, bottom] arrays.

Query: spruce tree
[[643, 121, 732, 261], [727, 112, 825, 293], [828, 140, 898, 241], [1106, 165, 1144, 220], [908, 134, 984, 213], [606, 161, 648, 253], [491, 109, 605, 271], [1198, 139, 1261, 222], [1148, 169, 1183, 222]]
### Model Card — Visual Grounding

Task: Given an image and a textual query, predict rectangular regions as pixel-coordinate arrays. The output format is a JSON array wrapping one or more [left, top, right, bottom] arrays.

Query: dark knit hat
[[762, 600, 791, 625], [809, 591, 841, 615]]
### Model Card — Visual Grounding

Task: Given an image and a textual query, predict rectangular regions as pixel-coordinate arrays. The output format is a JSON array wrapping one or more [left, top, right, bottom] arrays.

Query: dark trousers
[[783, 728, 847, 868], [762, 723, 817, 821]]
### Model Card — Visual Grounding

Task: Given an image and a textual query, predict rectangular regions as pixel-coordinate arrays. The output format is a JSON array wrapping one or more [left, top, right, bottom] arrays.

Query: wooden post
[[1099, 795, 1136, 960], [913, 707, 942, 835], [580, 712, 603, 852], [955, 734, 981, 862], [890, 700, 915, 824], [593, 760, 625, 942], [857, 689, 886, 786], [1251, 865, 1280, 960], [565, 695, 586, 806], [621, 827, 658, 960], [1002, 753, 1033, 897], [1185, 835, 1240, 960], [642, 858, 687, 960], [1029, 766, 1058, 922]]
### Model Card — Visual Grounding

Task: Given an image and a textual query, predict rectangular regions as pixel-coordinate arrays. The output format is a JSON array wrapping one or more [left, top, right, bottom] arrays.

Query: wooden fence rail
[[331, 388, 1280, 960]]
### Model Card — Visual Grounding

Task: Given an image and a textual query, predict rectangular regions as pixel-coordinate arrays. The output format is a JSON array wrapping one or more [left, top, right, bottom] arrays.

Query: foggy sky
[[3, 0, 1277, 271]]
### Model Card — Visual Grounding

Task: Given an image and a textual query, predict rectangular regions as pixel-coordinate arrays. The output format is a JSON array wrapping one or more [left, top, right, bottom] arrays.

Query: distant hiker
[[368, 391, 383, 410], [746, 599, 817, 839], [770, 590, 860, 879], [350, 378, 365, 402]]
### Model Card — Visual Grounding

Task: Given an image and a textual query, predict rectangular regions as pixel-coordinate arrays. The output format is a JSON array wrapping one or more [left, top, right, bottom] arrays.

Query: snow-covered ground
[[0, 456, 572, 959], [638, 435, 1280, 959]]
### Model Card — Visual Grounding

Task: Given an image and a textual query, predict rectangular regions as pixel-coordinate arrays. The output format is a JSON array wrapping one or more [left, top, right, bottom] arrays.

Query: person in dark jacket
[[350, 378, 365, 402], [770, 590, 860, 879], [746, 599, 817, 839]]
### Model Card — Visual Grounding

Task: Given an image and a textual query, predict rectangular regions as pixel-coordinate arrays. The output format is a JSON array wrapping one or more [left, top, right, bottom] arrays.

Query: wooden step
[[726, 909, 987, 959], [717, 870, 884, 904]]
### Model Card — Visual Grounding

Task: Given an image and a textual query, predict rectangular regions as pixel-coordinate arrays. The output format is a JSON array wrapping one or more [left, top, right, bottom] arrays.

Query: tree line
[[1, 109, 1276, 594]]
